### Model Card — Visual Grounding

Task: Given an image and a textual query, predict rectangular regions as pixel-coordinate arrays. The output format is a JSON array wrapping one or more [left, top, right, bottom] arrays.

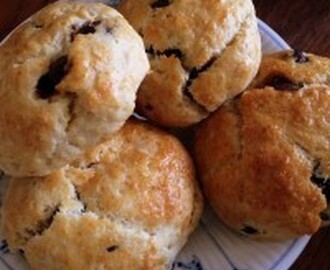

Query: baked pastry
[[0, 2, 149, 177], [118, 0, 261, 127], [194, 82, 330, 239], [2, 119, 203, 270], [250, 49, 330, 89]]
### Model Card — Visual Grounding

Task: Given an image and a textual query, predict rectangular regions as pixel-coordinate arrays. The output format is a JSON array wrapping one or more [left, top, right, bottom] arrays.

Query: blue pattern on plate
[[199, 220, 248, 270], [172, 255, 204, 270]]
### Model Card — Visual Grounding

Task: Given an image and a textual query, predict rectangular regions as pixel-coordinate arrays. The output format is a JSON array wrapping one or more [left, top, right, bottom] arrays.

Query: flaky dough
[[0, 2, 149, 176], [3, 119, 203, 270], [118, 0, 261, 127], [195, 83, 330, 240]]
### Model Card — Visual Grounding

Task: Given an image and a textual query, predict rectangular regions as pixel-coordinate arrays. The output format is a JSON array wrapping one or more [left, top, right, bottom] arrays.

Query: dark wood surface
[[0, 0, 329, 269], [254, 0, 330, 57]]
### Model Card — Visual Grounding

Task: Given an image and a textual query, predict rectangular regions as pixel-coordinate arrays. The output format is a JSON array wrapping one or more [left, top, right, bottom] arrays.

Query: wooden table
[[0, 0, 329, 269]]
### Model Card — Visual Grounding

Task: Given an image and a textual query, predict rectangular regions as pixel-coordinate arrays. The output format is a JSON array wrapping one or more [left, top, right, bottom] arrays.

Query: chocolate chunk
[[241, 225, 259, 235], [36, 56, 68, 99], [78, 20, 101, 35], [106, 245, 119, 252], [293, 49, 309, 63], [71, 21, 101, 41], [264, 75, 303, 91], [151, 0, 171, 9], [146, 46, 183, 60], [145, 46, 155, 55]]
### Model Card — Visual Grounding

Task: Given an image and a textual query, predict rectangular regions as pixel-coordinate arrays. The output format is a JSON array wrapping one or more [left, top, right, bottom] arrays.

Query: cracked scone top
[[0, 2, 149, 176], [118, 0, 261, 127], [194, 51, 330, 240], [2, 119, 203, 270]]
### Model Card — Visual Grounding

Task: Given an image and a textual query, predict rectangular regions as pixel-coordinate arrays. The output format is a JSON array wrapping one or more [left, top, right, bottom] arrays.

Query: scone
[[194, 76, 330, 239], [2, 119, 203, 270], [250, 49, 330, 89], [118, 0, 261, 127], [0, 2, 149, 176]]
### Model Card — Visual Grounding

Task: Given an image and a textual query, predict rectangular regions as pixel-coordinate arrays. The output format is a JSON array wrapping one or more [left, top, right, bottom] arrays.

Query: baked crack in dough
[[118, 0, 261, 127], [3, 119, 203, 270], [194, 51, 330, 240], [0, 2, 149, 176]]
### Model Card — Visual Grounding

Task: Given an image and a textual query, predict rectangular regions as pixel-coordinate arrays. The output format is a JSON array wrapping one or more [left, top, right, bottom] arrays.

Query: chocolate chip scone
[[194, 53, 330, 239], [118, 0, 261, 127], [250, 50, 330, 89], [2, 119, 203, 270], [0, 2, 149, 177]]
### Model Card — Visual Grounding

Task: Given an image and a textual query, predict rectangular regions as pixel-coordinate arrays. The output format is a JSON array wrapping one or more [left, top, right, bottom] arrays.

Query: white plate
[[0, 17, 310, 270]]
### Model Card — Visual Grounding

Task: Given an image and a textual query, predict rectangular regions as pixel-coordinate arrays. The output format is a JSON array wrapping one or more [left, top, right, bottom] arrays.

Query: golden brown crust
[[195, 85, 330, 240], [3, 119, 203, 270], [118, 0, 261, 127], [0, 2, 149, 176], [250, 50, 330, 89]]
